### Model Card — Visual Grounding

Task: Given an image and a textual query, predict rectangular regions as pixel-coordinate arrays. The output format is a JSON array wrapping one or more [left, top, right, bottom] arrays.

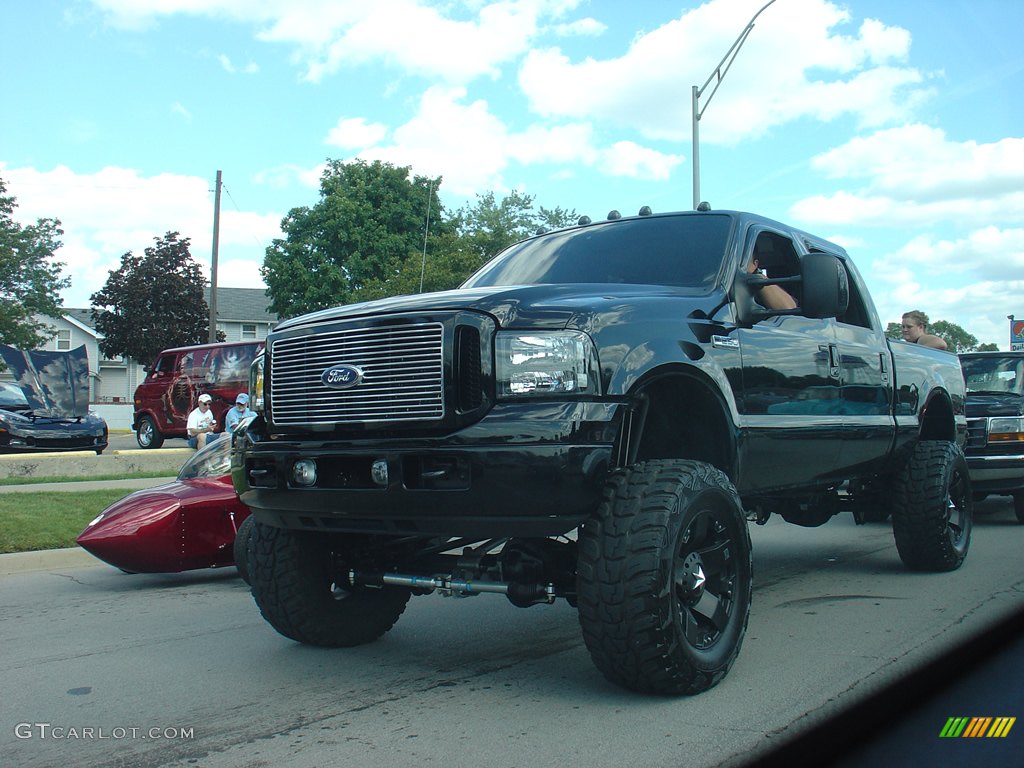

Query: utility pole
[[209, 170, 222, 343], [692, 0, 778, 209]]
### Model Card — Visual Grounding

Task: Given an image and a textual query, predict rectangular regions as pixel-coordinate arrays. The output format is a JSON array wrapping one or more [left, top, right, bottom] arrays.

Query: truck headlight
[[495, 331, 600, 398], [989, 416, 1024, 442], [250, 354, 265, 412]]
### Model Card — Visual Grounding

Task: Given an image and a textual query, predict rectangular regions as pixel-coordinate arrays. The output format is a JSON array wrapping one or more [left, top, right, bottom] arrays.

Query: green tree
[[366, 192, 580, 302], [976, 342, 1000, 351], [929, 320, 978, 353], [0, 177, 70, 349], [262, 159, 446, 318], [452, 190, 578, 268], [90, 232, 212, 365]]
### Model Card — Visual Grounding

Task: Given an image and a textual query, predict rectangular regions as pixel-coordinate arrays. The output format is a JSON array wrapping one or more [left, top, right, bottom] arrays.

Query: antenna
[[419, 179, 434, 293]]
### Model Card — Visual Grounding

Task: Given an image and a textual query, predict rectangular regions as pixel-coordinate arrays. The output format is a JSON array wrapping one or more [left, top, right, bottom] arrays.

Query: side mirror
[[801, 252, 848, 319], [733, 251, 849, 325]]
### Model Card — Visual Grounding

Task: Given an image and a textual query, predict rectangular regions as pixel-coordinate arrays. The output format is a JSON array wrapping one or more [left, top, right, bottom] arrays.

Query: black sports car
[[0, 342, 109, 454], [0, 381, 108, 453]]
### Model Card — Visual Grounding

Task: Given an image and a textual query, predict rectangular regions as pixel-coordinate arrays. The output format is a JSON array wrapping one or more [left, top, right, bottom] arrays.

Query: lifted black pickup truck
[[960, 351, 1024, 522], [234, 207, 970, 695]]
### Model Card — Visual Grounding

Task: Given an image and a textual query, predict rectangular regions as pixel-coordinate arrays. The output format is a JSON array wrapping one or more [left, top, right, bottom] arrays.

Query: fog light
[[292, 459, 317, 486], [371, 459, 389, 487]]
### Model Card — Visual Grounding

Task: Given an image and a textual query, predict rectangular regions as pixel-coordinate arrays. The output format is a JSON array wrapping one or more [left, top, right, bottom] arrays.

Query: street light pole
[[692, 0, 778, 210], [209, 170, 222, 343]]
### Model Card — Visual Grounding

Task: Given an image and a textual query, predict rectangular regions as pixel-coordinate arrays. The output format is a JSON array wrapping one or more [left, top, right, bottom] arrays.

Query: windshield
[[0, 382, 29, 410], [961, 356, 1023, 395], [462, 213, 732, 290], [177, 435, 233, 480]]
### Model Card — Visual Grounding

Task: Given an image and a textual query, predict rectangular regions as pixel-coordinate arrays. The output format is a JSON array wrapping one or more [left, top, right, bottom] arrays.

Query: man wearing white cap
[[225, 392, 252, 433], [186, 393, 218, 449]]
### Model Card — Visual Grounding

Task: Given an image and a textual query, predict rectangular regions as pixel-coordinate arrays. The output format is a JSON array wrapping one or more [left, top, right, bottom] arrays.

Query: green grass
[[0, 490, 136, 553], [0, 471, 174, 486]]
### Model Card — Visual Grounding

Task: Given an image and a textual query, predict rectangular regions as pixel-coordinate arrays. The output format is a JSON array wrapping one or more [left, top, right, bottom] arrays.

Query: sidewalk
[[1, 546, 101, 576], [0, 477, 176, 493]]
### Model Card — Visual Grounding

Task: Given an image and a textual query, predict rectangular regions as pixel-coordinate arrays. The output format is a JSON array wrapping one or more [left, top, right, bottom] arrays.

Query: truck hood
[[276, 283, 712, 332], [965, 392, 1024, 418], [0, 344, 90, 419]]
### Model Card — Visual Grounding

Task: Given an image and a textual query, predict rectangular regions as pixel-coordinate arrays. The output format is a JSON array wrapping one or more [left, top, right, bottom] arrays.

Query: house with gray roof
[[27, 287, 278, 404]]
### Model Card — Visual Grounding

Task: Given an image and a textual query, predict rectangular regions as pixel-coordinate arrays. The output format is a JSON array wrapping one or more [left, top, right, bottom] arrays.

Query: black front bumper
[[235, 401, 625, 538], [0, 421, 108, 453]]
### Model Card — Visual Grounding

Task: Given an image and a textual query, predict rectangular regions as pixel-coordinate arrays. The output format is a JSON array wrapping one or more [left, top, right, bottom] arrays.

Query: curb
[[1, 547, 102, 576], [0, 449, 193, 481]]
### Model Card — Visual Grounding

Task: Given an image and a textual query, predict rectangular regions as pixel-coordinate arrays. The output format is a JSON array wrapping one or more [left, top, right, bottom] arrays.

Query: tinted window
[[462, 214, 732, 290], [153, 354, 176, 376]]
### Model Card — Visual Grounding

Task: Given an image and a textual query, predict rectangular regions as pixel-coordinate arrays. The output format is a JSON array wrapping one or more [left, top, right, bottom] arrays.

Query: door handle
[[819, 343, 841, 380]]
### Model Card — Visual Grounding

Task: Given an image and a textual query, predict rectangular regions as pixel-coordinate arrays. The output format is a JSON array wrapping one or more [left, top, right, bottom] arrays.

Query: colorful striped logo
[[940, 717, 1016, 738]]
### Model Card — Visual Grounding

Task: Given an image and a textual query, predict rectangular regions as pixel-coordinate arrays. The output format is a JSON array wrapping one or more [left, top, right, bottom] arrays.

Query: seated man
[[225, 392, 252, 433], [747, 250, 797, 310], [186, 393, 219, 449]]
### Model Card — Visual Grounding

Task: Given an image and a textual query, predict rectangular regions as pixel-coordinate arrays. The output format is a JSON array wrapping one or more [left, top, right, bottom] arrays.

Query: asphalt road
[[2, 499, 1023, 768]]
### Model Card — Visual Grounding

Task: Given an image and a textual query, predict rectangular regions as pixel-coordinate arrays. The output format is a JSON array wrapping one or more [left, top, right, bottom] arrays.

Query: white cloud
[[298, 0, 545, 84], [554, 17, 605, 37], [218, 53, 259, 74], [0, 165, 280, 307], [871, 277, 1024, 349], [785, 122, 1024, 349], [517, 0, 930, 144], [171, 102, 192, 122], [325, 117, 390, 150], [597, 141, 682, 181], [89, 0, 576, 84], [356, 86, 511, 195], [340, 87, 684, 196], [791, 126, 1024, 227], [875, 227, 1024, 283], [810, 124, 1024, 200], [253, 163, 325, 190], [854, 225, 1024, 348]]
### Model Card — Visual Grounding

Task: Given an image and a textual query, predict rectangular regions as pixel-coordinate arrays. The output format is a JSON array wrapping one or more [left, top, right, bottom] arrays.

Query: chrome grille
[[966, 417, 988, 449], [270, 323, 445, 425]]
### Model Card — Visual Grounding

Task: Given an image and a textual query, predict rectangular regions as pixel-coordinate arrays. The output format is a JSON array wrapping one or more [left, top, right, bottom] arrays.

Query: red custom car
[[77, 437, 253, 577]]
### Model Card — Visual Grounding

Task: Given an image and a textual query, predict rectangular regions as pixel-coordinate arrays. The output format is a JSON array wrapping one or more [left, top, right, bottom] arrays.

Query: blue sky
[[2, 0, 1022, 347]]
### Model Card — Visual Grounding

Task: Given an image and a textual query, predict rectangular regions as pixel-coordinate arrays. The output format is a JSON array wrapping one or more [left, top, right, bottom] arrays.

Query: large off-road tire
[[1014, 493, 1024, 525], [577, 459, 752, 695], [891, 441, 972, 571], [248, 522, 410, 647], [233, 515, 255, 585], [136, 416, 164, 449]]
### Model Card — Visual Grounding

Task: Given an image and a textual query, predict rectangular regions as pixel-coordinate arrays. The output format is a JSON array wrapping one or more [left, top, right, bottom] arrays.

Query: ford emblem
[[321, 364, 363, 390]]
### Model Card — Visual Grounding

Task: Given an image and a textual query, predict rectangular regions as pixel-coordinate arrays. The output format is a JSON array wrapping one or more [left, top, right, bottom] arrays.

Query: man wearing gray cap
[[225, 392, 252, 434]]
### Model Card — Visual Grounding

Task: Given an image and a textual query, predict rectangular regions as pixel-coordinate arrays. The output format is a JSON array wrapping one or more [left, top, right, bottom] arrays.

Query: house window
[[56, 330, 71, 351], [242, 323, 258, 340]]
